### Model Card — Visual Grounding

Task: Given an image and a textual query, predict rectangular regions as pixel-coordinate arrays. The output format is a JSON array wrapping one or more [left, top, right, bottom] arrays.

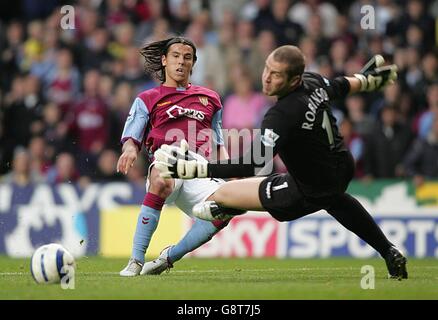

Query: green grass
[[1, 256, 437, 300]]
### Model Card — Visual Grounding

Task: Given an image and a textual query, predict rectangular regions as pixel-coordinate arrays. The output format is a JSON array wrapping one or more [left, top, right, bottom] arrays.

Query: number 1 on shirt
[[322, 110, 334, 149]]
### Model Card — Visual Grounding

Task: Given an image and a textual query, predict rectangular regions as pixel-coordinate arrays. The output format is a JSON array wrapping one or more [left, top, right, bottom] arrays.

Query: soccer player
[[118, 37, 237, 276], [154, 45, 408, 279]]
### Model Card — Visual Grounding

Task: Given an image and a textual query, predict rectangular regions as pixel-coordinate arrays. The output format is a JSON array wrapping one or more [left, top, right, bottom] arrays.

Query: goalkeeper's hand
[[354, 55, 398, 92], [153, 139, 209, 179]]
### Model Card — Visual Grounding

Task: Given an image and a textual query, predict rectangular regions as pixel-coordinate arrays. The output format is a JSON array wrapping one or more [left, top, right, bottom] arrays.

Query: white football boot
[[119, 258, 143, 277], [140, 246, 174, 275], [193, 201, 233, 221]]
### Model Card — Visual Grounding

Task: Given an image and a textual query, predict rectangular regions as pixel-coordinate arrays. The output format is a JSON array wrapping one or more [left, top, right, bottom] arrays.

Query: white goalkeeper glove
[[154, 139, 209, 179], [354, 54, 398, 92]]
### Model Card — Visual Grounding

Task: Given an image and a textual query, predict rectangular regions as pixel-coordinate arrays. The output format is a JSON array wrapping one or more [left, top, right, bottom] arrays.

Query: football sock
[[327, 193, 393, 257], [131, 193, 165, 263], [168, 218, 220, 263]]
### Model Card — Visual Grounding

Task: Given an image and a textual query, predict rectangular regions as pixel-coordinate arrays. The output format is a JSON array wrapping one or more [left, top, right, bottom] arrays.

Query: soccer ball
[[30, 243, 75, 284]]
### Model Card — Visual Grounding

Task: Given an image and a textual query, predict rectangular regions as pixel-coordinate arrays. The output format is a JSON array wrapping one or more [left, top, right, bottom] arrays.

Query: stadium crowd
[[0, 0, 437, 188]]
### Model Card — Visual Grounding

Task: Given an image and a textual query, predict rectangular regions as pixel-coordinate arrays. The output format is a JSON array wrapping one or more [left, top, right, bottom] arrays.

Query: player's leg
[[120, 166, 174, 276], [141, 178, 231, 275], [211, 177, 266, 211], [194, 173, 325, 224], [192, 177, 266, 220], [326, 193, 407, 279]]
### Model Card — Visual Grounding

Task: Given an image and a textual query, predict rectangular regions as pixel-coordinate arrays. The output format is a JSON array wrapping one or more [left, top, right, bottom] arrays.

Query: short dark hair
[[140, 37, 197, 83], [272, 45, 305, 80]]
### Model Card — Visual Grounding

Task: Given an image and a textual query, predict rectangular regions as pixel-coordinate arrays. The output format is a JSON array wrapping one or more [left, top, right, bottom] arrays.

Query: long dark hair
[[140, 37, 197, 83]]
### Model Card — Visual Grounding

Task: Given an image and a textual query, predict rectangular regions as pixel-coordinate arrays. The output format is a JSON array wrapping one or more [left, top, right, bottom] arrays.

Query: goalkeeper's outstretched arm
[[346, 54, 397, 94]]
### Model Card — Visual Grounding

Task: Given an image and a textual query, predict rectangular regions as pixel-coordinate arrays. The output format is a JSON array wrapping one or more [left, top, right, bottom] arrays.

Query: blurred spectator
[[339, 117, 365, 178], [80, 28, 113, 73], [317, 55, 334, 80], [185, 21, 226, 94], [98, 74, 115, 104], [413, 52, 438, 107], [21, 20, 44, 72], [238, 18, 257, 59], [108, 23, 135, 60], [305, 14, 330, 57], [330, 39, 350, 77], [65, 69, 109, 175], [289, 0, 339, 38], [30, 27, 61, 79], [245, 0, 272, 32], [299, 36, 318, 73], [387, 0, 435, 52], [248, 29, 277, 91], [28, 135, 51, 176], [43, 48, 81, 114], [345, 94, 374, 137], [104, 0, 129, 30], [41, 102, 69, 157], [363, 106, 413, 178], [0, 21, 24, 91], [108, 82, 133, 151], [46, 152, 80, 184], [374, 0, 396, 36], [217, 17, 241, 93], [255, 0, 303, 46], [369, 82, 402, 118], [403, 117, 438, 186], [415, 83, 438, 139], [75, 7, 99, 43], [169, 0, 192, 34], [2, 75, 42, 172], [143, 18, 174, 44], [223, 69, 270, 130], [223, 67, 271, 158], [0, 146, 44, 186], [134, 0, 170, 43], [333, 15, 357, 51], [114, 47, 148, 91], [94, 149, 125, 182]]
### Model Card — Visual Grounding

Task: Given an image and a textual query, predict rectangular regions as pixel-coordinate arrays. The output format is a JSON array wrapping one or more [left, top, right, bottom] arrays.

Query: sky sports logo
[[189, 213, 438, 259]]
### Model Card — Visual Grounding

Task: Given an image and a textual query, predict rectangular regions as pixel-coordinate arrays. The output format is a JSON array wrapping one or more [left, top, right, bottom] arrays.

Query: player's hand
[[354, 55, 397, 92], [154, 139, 208, 179], [117, 142, 138, 175]]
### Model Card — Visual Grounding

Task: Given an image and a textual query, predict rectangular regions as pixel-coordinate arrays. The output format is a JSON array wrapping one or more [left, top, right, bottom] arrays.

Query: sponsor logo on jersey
[[198, 96, 208, 106], [157, 100, 172, 107], [261, 129, 280, 147], [166, 104, 205, 121]]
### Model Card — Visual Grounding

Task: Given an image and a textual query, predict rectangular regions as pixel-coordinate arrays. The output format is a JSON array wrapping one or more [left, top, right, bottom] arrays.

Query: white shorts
[[146, 163, 224, 217]]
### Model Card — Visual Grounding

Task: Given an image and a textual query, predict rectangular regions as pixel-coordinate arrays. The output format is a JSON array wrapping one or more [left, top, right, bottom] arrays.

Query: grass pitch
[[1, 256, 437, 300]]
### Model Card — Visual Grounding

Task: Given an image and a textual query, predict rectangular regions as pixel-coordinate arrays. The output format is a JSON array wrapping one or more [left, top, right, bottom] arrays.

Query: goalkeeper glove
[[154, 139, 209, 179], [354, 54, 398, 92]]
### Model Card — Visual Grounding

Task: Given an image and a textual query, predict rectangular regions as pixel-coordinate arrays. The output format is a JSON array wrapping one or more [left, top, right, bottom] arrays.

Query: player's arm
[[347, 55, 397, 94], [211, 109, 229, 161], [154, 115, 283, 179], [117, 97, 149, 175], [322, 55, 397, 99], [154, 138, 274, 179]]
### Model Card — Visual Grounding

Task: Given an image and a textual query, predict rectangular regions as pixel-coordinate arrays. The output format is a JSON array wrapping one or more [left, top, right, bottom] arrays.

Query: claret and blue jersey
[[121, 84, 224, 160]]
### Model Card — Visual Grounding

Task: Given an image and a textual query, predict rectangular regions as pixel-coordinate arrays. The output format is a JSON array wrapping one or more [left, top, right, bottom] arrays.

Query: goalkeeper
[[154, 45, 408, 280]]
